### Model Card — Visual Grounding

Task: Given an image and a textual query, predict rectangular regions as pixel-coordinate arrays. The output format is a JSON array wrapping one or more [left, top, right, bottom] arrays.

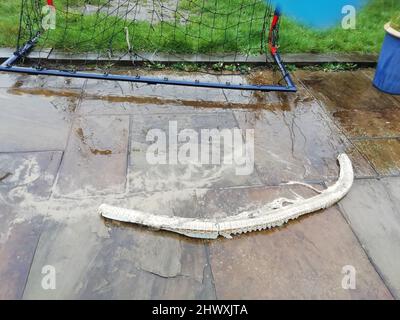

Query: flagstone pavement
[[0, 69, 399, 299]]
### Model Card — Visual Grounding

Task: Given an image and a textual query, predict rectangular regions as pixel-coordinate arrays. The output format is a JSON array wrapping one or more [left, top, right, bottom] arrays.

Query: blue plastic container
[[373, 29, 400, 95]]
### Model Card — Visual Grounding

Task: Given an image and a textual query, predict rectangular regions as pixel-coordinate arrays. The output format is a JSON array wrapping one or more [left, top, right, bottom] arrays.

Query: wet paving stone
[[54, 116, 129, 197], [129, 112, 263, 193], [330, 108, 400, 139], [297, 70, 399, 111], [353, 139, 400, 176], [234, 105, 375, 184], [78, 72, 240, 115], [219, 71, 376, 181], [297, 70, 400, 139], [78, 74, 260, 115], [0, 73, 19, 88], [219, 71, 290, 107], [83, 72, 227, 102], [1, 67, 398, 299], [0, 213, 43, 299], [0, 89, 77, 152], [0, 151, 61, 299], [23, 206, 215, 299], [361, 69, 375, 80], [339, 178, 400, 298], [360, 69, 400, 104], [8, 74, 86, 90], [0, 151, 63, 199], [208, 185, 392, 299]]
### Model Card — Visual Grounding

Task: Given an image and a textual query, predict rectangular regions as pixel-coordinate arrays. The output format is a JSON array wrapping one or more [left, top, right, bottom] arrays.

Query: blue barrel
[[373, 31, 400, 95]]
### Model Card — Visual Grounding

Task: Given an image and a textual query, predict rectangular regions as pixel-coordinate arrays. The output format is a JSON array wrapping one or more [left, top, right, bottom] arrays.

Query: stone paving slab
[[83, 73, 227, 102], [219, 71, 376, 181], [0, 151, 62, 299], [361, 69, 375, 80], [207, 185, 392, 299], [233, 105, 375, 183], [1, 68, 398, 300], [298, 70, 397, 114], [0, 89, 77, 152], [0, 212, 43, 300], [332, 53, 378, 64], [9, 74, 86, 90], [22, 202, 215, 299], [54, 116, 129, 198], [129, 112, 263, 193], [0, 151, 63, 199], [297, 70, 400, 139], [330, 108, 400, 139], [353, 139, 400, 176], [219, 72, 285, 106], [339, 178, 400, 299], [361, 69, 400, 104], [23, 182, 389, 299], [0, 73, 19, 88]]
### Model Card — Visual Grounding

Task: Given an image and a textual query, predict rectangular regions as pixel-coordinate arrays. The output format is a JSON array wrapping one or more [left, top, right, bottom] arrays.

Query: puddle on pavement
[[9, 87, 81, 99], [8, 87, 80, 114], [5, 66, 305, 112], [8, 85, 290, 111]]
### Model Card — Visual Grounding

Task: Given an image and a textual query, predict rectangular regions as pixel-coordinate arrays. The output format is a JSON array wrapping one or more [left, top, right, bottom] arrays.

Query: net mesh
[[17, 0, 276, 69]]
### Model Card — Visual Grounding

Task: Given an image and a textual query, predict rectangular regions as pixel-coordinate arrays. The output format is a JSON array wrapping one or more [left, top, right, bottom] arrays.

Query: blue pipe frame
[[0, 33, 297, 93]]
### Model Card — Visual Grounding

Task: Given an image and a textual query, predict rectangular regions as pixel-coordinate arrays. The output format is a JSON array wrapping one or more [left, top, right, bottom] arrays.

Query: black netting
[[17, 0, 275, 66]]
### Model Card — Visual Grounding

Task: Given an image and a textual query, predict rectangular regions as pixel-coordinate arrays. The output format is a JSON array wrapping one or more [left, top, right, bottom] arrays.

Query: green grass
[[0, 1, 22, 47], [0, 0, 399, 54], [279, 0, 400, 53]]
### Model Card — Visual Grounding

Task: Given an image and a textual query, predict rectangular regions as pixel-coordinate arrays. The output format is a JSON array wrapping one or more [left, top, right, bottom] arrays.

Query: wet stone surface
[[0, 69, 399, 299], [339, 178, 400, 299], [83, 73, 227, 102], [0, 213, 43, 299], [0, 151, 62, 299], [0, 151, 63, 199], [9, 74, 86, 91], [233, 81, 375, 182], [54, 116, 129, 198], [354, 139, 400, 176], [297, 70, 400, 139], [0, 73, 20, 88], [78, 73, 233, 115], [208, 186, 393, 299], [0, 89, 77, 152], [128, 112, 263, 193], [22, 208, 215, 299]]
